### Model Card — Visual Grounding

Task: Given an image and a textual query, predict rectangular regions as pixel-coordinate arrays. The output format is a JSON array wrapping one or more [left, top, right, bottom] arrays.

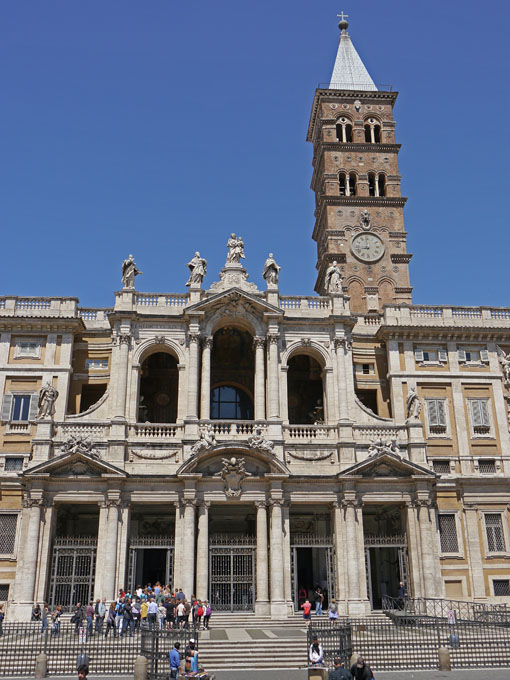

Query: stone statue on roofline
[[262, 253, 280, 286], [186, 251, 207, 287], [121, 254, 142, 289], [226, 234, 245, 265]]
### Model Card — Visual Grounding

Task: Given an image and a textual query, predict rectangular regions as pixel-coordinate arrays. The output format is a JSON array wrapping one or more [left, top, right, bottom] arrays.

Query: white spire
[[329, 18, 377, 91]]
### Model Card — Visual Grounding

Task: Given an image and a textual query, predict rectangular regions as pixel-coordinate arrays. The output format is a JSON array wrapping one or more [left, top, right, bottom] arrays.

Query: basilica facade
[[1, 20, 510, 620]]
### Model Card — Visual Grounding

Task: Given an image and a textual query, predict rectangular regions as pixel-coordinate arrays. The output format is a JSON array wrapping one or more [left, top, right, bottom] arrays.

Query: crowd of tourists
[[30, 583, 212, 638]]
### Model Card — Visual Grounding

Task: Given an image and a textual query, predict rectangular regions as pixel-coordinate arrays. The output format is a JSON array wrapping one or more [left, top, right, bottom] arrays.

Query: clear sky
[[1, 0, 509, 308]]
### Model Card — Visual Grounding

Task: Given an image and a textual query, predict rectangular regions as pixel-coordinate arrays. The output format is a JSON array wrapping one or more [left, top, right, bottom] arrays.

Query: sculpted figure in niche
[[37, 382, 59, 419], [186, 251, 207, 286], [226, 233, 245, 264], [406, 386, 421, 420], [324, 261, 343, 294], [262, 253, 280, 286], [121, 254, 142, 289], [497, 346, 510, 385]]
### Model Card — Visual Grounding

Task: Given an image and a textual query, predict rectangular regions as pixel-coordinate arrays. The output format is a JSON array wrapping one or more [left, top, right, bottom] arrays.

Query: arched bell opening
[[138, 351, 179, 423], [287, 354, 325, 424], [210, 327, 254, 420]]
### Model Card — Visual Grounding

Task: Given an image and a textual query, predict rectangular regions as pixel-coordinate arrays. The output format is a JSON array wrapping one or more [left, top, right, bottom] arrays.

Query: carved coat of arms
[[218, 456, 250, 497]]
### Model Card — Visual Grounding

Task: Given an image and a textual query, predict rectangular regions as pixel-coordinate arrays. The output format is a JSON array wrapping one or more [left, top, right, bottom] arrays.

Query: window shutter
[[458, 349, 466, 362], [437, 400, 447, 426], [29, 394, 39, 421], [471, 400, 482, 427], [414, 349, 424, 362], [480, 400, 490, 427], [427, 400, 439, 426], [438, 349, 448, 362], [480, 349, 489, 362], [1, 395, 12, 422]]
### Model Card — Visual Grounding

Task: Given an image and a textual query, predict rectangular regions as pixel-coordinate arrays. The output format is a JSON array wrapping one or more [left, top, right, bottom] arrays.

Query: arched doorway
[[210, 327, 254, 420], [287, 354, 325, 424], [138, 352, 178, 423]]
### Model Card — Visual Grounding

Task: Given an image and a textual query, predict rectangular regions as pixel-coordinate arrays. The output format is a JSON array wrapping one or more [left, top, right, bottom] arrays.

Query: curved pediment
[[177, 442, 290, 477]]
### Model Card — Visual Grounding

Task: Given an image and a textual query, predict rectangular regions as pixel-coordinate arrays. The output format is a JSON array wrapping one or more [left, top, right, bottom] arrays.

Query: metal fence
[[0, 622, 198, 676], [308, 617, 510, 671], [382, 595, 510, 625], [141, 628, 198, 680]]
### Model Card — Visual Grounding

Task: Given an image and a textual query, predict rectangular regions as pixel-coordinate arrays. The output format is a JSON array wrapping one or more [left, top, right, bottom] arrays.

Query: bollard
[[438, 646, 451, 671], [34, 653, 47, 680], [134, 655, 148, 680], [308, 668, 328, 680]]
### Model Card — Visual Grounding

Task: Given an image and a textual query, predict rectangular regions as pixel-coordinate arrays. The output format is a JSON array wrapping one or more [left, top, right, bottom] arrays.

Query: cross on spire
[[337, 11, 349, 22]]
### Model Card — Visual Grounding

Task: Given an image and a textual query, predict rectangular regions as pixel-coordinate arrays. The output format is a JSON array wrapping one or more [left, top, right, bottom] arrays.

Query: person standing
[[104, 603, 117, 638], [329, 658, 352, 679], [169, 641, 181, 679], [85, 601, 94, 637], [122, 599, 134, 637], [51, 605, 62, 636], [147, 598, 158, 627], [71, 603, 84, 634], [314, 587, 323, 616], [203, 601, 211, 630], [301, 599, 312, 628], [96, 598, 106, 633], [0, 605, 4, 636], [41, 604, 49, 634], [350, 656, 374, 680], [176, 599, 186, 629]]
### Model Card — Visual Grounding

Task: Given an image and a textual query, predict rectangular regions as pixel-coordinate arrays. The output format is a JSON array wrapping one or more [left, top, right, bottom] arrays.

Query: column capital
[[253, 336, 266, 350], [334, 337, 352, 351], [202, 336, 213, 349], [22, 496, 45, 509], [188, 331, 201, 345], [267, 333, 279, 345], [199, 500, 211, 509], [101, 498, 121, 509], [269, 498, 284, 508], [341, 498, 362, 509], [255, 500, 267, 509], [118, 333, 132, 347], [183, 498, 197, 508]]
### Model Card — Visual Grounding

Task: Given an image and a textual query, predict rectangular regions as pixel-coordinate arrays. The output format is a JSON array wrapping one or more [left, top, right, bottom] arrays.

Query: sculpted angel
[[497, 346, 510, 384]]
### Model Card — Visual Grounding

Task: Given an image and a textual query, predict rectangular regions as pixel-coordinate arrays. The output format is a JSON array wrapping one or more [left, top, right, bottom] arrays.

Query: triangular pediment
[[185, 288, 282, 317], [339, 452, 435, 479], [23, 452, 128, 479]]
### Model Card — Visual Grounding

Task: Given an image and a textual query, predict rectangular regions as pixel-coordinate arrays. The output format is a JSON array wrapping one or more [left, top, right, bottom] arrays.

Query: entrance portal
[[209, 537, 255, 612], [365, 546, 406, 609], [291, 537, 335, 610], [127, 538, 174, 591]]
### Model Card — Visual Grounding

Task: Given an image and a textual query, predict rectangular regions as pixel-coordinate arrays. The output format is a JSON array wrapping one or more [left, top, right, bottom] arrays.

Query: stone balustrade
[[353, 425, 407, 442], [0, 296, 78, 317], [206, 420, 268, 437], [383, 304, 510, 327], [283, 424, 338, 440], [55, 422, 109, 440], [128, 423, 183, 439], [279, 295, 331, 311]]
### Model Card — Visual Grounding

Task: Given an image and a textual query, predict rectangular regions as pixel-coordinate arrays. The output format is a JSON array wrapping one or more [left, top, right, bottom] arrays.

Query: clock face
[[351, 233, 385, 262]]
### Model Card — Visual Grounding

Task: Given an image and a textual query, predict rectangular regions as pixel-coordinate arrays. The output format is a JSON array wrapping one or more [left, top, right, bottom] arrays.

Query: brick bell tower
[[307, 16, 412, 313]]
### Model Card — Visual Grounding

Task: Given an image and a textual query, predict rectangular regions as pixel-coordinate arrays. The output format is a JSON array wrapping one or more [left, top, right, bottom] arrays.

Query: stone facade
[[1, 22, 510, 621]]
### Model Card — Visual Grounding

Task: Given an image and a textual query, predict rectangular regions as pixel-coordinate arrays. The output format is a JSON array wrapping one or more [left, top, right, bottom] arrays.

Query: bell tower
[[307, 17, 412, 313]]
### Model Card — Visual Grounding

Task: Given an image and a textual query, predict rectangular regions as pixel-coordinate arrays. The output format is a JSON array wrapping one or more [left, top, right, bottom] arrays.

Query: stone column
[[114, 334, 131, 418], [333, 501, 347, 614], [343, 499, 366, 615], [417, 501, 441, 598], [102, 501, 120, 600], [17, 499, 43, 605], [253, 337, 266, 421], [200, 337, 213, 420], [173, 502, 184, 590], [463, 503, 486, 600], [186, 332, 200, 419], [267, 334, 280, 420], [405, 501, 424, 598], [196, 502, 210, 601], [282, 501, 293, 613], [255, 501, 269, 616], [269, 500, 285, 618], [324, 368, 335, 423], [335, 339, 349, 420], [182, 501, 196, 598]]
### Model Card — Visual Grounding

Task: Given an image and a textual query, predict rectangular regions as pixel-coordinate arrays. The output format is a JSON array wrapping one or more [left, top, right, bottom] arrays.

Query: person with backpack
[[104, 602, 117, 638], [203, 601, 212, 630], [50, 604, 62, 636], [115, 598, 125, 636]]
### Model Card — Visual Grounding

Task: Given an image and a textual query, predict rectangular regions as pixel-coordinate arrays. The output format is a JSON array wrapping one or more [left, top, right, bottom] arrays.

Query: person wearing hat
[[350, 656, 374, 680], [185, 638, 198, 673], [329, 657, 352, 679]]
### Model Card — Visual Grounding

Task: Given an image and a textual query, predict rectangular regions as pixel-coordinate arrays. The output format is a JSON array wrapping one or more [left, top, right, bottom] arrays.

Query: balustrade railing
[[284, 424, 338, 440], [136, 293, 188, 308], [129, 423, 182, 439], [208, 421, 266, 436], [55, 423, 108, 440], [279, 295, 331, 310], [353, 425, 406, 441], [382, 595, 510, 624]]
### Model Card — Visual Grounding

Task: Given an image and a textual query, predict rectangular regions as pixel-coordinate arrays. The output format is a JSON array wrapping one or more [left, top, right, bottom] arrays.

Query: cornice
[[0, 318, 83, 333], [378, 325, 510, 342], [313, 143, 401, 163], [316, 196, 407, 210]]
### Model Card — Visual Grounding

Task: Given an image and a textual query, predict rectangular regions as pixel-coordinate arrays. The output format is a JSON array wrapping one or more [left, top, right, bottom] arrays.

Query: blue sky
[[1, 0, 509, 308]]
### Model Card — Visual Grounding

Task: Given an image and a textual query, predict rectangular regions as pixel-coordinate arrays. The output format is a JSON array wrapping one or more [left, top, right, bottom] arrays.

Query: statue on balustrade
[[406, 386, 421, 420], [497, 346, 510, 385], [121, 254, 143, 289], [186, 251, 207, 286], [226, 234, 245, 264], [37, 382, 59, 419], [190, 423, 217, 456], [247, 426, 274, 454], [262, 253, 280, 286], [324, 261, 343, 294]]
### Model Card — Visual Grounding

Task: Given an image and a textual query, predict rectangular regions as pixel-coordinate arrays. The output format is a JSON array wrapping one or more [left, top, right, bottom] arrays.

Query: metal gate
[[364, 534, 408, 609], [127, 536, 174, 591], [47, 537, 97, 611], [290, 534, 335, 609], [209, 535, 255, 611]]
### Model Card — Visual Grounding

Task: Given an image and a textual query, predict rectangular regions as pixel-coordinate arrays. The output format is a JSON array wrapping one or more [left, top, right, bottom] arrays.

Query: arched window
[[211, 385, 253, 420], [336, 117, 353, 143], [377, 174, 386, 196], [138, 352, 178, 423], [210, 326, 254, 420], [348, 173, 357, 196], [339, 172, 347, 196], [287, 355, 325, 424], [368, 172, 376, 197], [364, 118, 381, 144]]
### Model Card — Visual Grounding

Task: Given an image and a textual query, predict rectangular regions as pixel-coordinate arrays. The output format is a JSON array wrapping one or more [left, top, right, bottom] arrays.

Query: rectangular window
[[485, 514, 506, 553], [479, 459, 496, 474], [458, 348, 489, 363], [415, 348, 447, 363], [0, 514, 18, 555], [11, 395, 31, 422], [470, 399, 491, 434], [0, 584, 9, 601], [439, 514, 459, 553], [14, 338, 43, 359], [4, 457, 23, 472], [426, 399, 447, 432], [85, 358, 108, 370], [356, 363, 374, 375], [493, 580, 510, 596], [433, 460, 451, 475]]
